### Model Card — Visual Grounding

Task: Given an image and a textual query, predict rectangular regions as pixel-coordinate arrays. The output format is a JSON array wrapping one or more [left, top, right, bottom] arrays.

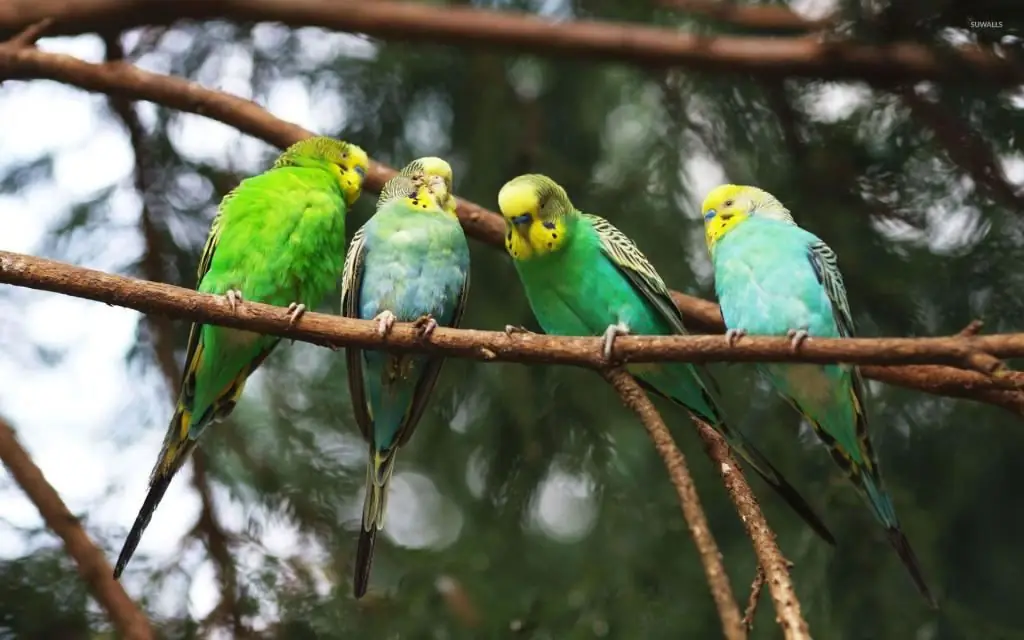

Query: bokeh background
[[1, 0, 1024, 637]]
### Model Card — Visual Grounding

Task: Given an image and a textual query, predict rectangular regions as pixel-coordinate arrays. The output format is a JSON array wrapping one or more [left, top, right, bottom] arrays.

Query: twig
[[4, 17, 51, 46], [603, 368, 745, 640], [5, 251, 1024, 377], [0, 416, 156, 640], [0, 46, 1015, 408], [742, 566, 766, 630], [0, 0, 1021, 85], [694, 422, 811, 640]]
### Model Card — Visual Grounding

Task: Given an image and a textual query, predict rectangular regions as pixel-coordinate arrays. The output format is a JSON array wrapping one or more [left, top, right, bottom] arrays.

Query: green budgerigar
[[701, 184, 936, 607], [498, 174, 834, 546], [114, 136, 369, 578], [342, 158, 470, 598]]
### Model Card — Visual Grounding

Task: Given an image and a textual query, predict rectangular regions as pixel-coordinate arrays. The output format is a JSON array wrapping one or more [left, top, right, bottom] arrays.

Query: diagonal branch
[[0, 0, 1021, 85], [603, 368, 746, 640], [3, 250, 1024, 400], [896, 86, 1024, 212], [0, 417, 155, 640], [695, 422, 809, 639], [0, 47, 1019, 413]]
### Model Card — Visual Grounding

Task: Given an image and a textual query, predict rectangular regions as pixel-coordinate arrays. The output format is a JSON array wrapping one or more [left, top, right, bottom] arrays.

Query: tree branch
[[897, 86, 1024, 212], [0, 417, 155, 640], [603, 369, 745, 640], [4, 249, 1024, 381], [655, 0, 827, 32], [1, 48, 1022, 414], [695, 422, 810, 640], [0, 0, 1021, 85]]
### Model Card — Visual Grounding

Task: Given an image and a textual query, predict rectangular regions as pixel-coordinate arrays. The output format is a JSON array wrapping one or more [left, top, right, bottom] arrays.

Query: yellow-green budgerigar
[[113, 137, 369, 579], [701, 184, 936, 608], [342, 158, 470, 598], [497, 174, 834, 546]]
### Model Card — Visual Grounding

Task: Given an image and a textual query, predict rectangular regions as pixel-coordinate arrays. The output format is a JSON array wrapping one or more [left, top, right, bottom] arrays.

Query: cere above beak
[[511, 214, 531, 226]]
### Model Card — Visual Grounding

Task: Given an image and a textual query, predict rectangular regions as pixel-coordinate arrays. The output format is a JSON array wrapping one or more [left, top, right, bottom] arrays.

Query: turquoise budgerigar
[[701, 184, 936, 608], [497, 174, 834, 546], [342, 158, 470, 598], [114, 136, 369, 579]]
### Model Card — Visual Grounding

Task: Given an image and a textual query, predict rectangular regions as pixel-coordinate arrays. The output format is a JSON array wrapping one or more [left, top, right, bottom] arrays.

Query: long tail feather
[[886, 527, 938, 609], [353, 445, 399, 598]]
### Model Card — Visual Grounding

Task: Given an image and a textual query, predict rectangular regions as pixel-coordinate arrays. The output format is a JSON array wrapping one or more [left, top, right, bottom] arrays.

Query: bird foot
[[224, 289, 244, 313], [413, 314, 438, 340], [373, 310, 397, 338], [504, 324, 534, 337], [602, 322, 631, 361], [786, 328, 810, 352], [724, 327, 747, 347], [285, 302, 306, 328]]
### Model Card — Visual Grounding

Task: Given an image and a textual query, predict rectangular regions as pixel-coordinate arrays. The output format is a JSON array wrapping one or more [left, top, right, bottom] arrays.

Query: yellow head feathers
[[497, 174, 575, 261], [701, 184, 793, 249], [274, 136, 369, 206], [378, 156, 456, 216]]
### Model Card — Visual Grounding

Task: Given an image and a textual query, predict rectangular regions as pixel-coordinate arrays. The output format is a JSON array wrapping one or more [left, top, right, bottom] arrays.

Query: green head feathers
[[498, 174, 576, 261], [274, 136, 370, 206]]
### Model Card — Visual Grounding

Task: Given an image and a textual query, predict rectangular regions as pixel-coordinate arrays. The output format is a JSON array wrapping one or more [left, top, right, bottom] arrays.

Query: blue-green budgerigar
[[114, 136, 370, 579], [701, 184, 936, 608], [497, 174, 834, 547], [342, 158, 470, 598]]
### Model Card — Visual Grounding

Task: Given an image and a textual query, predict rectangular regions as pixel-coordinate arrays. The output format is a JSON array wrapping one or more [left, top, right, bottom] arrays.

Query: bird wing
[[341, 224, 374, 442]]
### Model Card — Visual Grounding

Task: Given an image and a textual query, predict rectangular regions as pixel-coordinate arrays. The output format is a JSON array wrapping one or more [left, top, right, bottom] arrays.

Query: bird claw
[[504, 324, 533, 337], [224, 289, 244, 313], [373, 310, 397, 338], [285, 302, 306, 328], [786, 328, 810, 352], [602, 322, 631, 361], [724, 327, 747, 348], [413, 314, 438, 340]]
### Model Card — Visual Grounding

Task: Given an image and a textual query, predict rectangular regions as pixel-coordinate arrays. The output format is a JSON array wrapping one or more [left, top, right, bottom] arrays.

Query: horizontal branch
[[655, 0, 826, 32], [0, 0, 1021, 85], [4, 250, 1024, 374], [2, 46, 1023, 414]]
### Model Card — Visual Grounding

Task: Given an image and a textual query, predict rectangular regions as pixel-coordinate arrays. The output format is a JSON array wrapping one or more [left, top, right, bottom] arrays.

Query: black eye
[[724, 199, 734, 207]]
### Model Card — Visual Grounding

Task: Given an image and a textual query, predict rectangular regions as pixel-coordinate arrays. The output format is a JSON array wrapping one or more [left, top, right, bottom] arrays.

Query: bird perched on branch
[[497, 173, 835, 547], [342, 157, 470, 598], [701, 184, 936, 608], [113, 136, 369, 579]]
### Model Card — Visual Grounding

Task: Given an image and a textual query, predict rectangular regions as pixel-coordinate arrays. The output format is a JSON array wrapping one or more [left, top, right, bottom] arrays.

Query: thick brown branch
[[897, 87, 1024, 212], [603, 369, 745, 640], [5, 250, 1024, 372], [0, 417, 155, 640], [0, 0, 1021, 85], [655, 0, 826, 32], [0, 50, 1022, 413], [695, 422, 810, 640]]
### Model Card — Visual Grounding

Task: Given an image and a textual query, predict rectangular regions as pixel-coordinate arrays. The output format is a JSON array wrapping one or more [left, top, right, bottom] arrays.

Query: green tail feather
[[353, 445, 399, 599]]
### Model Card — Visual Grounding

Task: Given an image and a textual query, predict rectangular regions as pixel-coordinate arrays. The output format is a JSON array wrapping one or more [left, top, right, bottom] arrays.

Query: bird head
[[274, 136, 369, 206], [497, 174, 574, 261], [377, 156, 455, 215], [701, 184, 793, 251]]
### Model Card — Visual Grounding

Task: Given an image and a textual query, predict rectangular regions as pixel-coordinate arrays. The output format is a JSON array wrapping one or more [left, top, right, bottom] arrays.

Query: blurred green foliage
[[2, 0, 1024, 637]]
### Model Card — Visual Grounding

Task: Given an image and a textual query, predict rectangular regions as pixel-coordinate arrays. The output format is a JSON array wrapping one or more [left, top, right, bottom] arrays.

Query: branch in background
[[655, 0, 827, 32], [0, 49, 1020, 412], [603, 369, 746, 640], [0, 0, 1021, 85], [4, 250, 1024, 397], [100, 33, 246, 634], [897, 86, 1024, 212], [695, 421, 810, 640], [0, 417, 156, 640]]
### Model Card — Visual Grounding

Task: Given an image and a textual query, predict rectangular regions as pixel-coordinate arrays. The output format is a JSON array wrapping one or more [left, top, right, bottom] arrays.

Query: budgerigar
[[497, 174, 834, 546], [114, 137, 369, 579], [701, 184, 936, 608], [342, 158, 470, 598]]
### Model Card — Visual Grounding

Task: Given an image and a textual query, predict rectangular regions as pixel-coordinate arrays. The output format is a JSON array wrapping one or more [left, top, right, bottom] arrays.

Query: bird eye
[[724, 199, 734, 207]]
